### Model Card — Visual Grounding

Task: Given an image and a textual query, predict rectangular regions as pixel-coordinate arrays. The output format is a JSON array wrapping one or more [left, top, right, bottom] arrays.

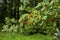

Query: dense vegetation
[[0, 0, 60, 35]]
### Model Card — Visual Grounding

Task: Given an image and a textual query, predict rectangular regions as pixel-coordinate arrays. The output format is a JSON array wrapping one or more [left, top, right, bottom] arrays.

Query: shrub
[[19, 9, 42, 35], [19, 7, 59, 35], [2, 17, 19, 33]]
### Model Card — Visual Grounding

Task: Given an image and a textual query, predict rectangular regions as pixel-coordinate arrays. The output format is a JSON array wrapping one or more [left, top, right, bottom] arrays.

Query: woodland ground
[[0, 33, 58, 40]]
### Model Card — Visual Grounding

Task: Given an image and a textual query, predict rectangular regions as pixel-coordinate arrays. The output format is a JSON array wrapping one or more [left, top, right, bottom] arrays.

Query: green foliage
[[2, 17, 19, 33], [19, 0, 60, 35], [1, 0, 60, 35], [19, 9, 41, 35], [19, 8, 57, 35]]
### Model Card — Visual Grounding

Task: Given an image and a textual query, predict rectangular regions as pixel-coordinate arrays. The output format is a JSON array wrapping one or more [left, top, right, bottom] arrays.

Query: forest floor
[[0, 33, 57, 40]]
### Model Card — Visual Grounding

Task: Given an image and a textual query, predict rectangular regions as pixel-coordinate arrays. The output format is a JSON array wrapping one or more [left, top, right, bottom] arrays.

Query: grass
[[0, 33, 58, 40]]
